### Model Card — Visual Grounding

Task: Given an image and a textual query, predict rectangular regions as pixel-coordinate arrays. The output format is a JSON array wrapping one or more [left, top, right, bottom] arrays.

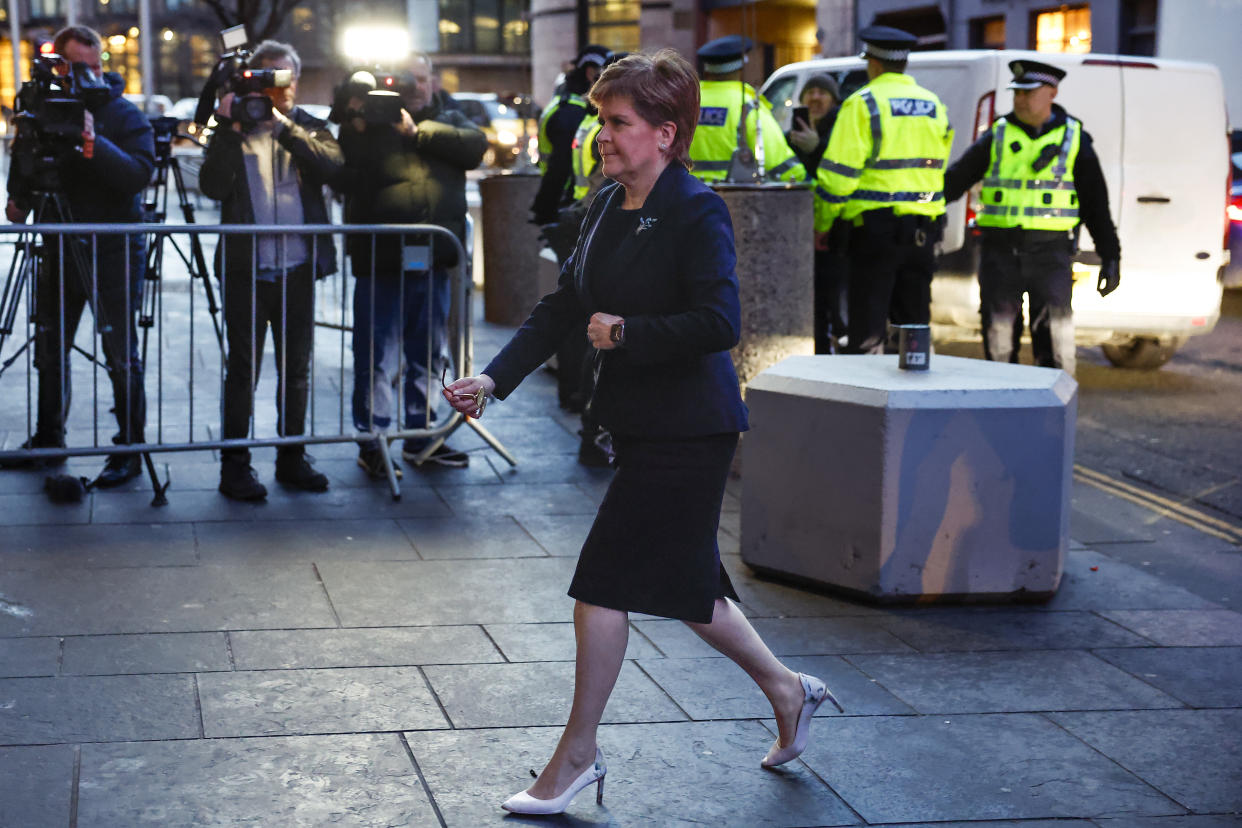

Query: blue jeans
[[351, 268, 451, 440]]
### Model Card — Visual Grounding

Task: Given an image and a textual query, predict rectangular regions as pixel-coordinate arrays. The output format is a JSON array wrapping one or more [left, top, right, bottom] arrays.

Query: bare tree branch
[[192, 0, 310, 44]]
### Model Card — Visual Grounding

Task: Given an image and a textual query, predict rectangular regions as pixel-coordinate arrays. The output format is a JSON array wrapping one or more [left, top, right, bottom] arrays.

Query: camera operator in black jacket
[[198, 40, 343, 501], [334, 52, 486, 474], [2, 26, 155, 486]]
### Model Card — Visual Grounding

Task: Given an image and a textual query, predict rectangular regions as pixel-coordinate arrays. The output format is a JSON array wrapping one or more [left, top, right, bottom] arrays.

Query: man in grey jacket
[[199, 40, 343, 500]]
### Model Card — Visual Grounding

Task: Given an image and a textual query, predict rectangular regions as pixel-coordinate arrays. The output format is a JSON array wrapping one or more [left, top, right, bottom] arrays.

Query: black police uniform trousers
[[34, 232, 146, 445], [221, 263, 315, 464], [814, 221, 850, 354], [978, 228, 1075, 374], [844, 209, 938, 355]]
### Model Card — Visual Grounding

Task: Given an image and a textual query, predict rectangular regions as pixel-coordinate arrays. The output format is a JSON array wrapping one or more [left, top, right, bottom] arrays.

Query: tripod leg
[[142, 451, 170, 506]]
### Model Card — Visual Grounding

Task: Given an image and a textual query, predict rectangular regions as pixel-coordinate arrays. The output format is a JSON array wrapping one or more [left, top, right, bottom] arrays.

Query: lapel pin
[[635, 217, 658, 236]]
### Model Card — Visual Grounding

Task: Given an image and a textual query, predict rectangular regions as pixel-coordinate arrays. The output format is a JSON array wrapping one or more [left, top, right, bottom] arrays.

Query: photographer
[[334, 52, 486, 473], [198, 40, 343, 501], [2, 25, 154, 486]]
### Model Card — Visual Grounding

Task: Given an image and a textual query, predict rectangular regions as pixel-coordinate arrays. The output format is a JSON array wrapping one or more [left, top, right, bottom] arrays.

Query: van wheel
[[1100, 336, 1183, 370]]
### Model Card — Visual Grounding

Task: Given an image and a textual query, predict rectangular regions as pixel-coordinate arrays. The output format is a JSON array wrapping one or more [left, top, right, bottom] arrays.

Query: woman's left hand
[[587, 312, 625, 351]]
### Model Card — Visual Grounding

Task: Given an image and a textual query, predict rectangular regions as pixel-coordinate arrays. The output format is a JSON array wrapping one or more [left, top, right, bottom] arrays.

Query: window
[[439, 0, 528, 54], [29, 0, 63, 17], [1121, 0, 1158, 56], [970, 15, 1006, 50], [98, 0, 138, 13], [1032, 6, 1092, 53], [588, 0, 640, 53]]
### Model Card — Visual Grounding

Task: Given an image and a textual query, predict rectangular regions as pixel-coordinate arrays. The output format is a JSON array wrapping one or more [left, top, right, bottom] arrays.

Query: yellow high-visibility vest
[[976, 116, 1082, 232], [571, 112, 602, 200], [689, 80, 804, 184], [814, 72, 952, 231], [537, 92, 589, 174]]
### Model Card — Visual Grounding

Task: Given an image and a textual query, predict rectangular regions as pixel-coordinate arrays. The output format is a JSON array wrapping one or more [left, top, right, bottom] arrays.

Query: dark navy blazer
[[484, 162, 749, 438]]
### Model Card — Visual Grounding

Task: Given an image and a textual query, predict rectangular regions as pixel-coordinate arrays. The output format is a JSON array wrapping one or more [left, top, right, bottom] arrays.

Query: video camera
[[193, 25, 292, 130], [11, 53, 112, 182], [328, 69, 411, 126]]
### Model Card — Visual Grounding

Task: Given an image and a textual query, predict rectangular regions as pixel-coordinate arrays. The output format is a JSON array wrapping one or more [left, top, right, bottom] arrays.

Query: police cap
[[858, 25, 917, 62], [576, 44, 610, 69], [697, 35, 754, 75], [1007, 59, 1067, 90]]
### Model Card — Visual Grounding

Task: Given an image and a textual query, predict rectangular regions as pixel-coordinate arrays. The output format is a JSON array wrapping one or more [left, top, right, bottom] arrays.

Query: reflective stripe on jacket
[[813, 72, 952, 231], [689, 80, 805, 183], [537, 93, 589, 173], [976, 115, 1082, 231], [571, 113, 602, 200]]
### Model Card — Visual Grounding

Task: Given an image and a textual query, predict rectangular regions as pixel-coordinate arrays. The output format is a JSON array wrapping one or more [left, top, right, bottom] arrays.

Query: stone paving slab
[[62, 632, 231, 675], [0, 674, 200, 745], [75, 733, 438, 827], [423, 661, 687, 728], [722, 555, 887, 619], [432, 482, 599, 517], [513, 514, 597, 557], [404, 720, 860, 827], [640, 654, 915, 720], [486, 452, 615, 485], [193, 518, 420, 563], [876, 608, 1152, 651], [795, 712, 1184, 823], [316, 557, 579, 627], [1092, 818, 1242, 827], [633, 616, 913, 659], [1100, 609, 1242, 646], [229, 625, 502, 670], [0, 744, 74, 827], [0, 493, 91, 526], [1048, 709, 1242, 814], [1, 523, 198, 569], [1044, 549, 1222, 611], [0, 564, 337, 636], [0, 635, 59, 677], [197, 666, 449, 738], [845, 650, 1183, 714], [483, 622, 662, 662], [467, 416, 579, 453], [398, 516, 548, 559], [1092, 647, 1242, 708]]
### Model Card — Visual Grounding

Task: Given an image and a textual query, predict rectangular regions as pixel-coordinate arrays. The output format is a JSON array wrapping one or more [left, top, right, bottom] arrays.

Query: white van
[[761, 50, 1231, 369]]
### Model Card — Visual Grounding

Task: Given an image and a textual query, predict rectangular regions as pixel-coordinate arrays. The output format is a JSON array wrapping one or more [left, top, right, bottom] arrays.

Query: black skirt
[[568, 432, 740, 623]]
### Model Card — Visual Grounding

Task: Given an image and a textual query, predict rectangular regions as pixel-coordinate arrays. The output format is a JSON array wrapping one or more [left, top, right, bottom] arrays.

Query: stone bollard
[[480, 172, 542, 326], [713, 184, 815, 395]]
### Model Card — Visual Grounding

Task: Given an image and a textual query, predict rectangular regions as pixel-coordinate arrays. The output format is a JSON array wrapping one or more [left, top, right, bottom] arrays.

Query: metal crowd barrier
[[0, 221, 515, 504]]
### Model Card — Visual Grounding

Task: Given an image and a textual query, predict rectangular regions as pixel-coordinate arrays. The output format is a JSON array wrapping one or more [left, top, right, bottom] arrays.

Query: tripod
[[0, 186, 169, 504], [140, 120, 223, 364]]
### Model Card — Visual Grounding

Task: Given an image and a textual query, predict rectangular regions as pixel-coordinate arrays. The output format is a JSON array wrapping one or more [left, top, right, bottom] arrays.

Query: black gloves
[[1097, 259, 1120, 297]]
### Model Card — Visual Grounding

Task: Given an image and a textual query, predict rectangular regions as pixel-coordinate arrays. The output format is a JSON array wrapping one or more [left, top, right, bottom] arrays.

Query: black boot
[[275, 449, 329, 492], [0, 432, 67, 470], [219, 457, 267, 501], [95, 453, 142, 487]]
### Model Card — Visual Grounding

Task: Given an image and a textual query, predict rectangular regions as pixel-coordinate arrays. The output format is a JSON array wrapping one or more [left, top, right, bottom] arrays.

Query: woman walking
[[443, 49, 843, 815]]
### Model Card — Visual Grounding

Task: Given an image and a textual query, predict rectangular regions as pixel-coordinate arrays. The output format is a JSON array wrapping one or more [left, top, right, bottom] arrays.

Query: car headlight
[[496, 130, 517, 146]]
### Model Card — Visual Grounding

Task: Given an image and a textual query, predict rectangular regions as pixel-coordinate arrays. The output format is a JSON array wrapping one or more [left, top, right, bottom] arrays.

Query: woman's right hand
[[443, 374, 495, 418]]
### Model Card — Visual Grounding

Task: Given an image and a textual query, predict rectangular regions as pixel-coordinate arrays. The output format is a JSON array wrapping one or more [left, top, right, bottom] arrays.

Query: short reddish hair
[[589, 49, 699, 169]]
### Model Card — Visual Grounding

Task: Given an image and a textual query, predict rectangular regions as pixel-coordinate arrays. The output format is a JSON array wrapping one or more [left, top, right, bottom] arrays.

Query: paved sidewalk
[[2, 298, 1241, 827]]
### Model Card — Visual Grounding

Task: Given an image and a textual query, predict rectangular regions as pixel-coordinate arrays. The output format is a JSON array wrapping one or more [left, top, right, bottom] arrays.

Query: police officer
[[945, 60, 1120, 375], [814, 25, 952, 355], [689, 35, 804, 184], [531, 44, 609, 225]]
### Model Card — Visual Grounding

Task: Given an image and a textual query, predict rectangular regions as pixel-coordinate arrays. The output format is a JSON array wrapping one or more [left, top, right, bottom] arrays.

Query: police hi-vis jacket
[[570, 112, 603, 201], [814, 72, 952, 232], [689, 80, 805, 183]]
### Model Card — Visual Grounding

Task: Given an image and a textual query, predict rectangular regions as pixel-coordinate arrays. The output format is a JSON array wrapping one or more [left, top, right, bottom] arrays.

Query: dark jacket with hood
[[8, 71, 154, 225], [335, 96, 487, 272], [199, 105, 342, 279]]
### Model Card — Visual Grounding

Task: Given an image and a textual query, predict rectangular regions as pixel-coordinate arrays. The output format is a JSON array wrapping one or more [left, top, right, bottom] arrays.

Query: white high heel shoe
[[761, 672, 844, 768], [501, 748, 606, 815]]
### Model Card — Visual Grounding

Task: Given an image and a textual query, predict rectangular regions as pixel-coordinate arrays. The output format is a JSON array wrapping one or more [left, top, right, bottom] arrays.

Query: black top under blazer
[[484, 163, 749, 438]]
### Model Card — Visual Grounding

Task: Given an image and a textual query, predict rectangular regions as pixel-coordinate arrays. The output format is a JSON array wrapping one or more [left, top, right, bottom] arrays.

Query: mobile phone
[[792, 106, 810, 127]]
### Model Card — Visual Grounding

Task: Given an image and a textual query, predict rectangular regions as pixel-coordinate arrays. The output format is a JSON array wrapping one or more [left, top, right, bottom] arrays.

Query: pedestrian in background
[[442, 49, 842, 816], [945, 60, 1120, 375], [814, 25, 952, 355], [786, 73, 848, 353], [199, 40, 341, 501], [336, 52, 486, 474], [531, 45, 609, 226]]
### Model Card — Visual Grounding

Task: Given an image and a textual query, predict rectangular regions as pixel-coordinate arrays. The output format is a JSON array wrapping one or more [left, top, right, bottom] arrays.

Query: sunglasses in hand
[[441, 367, 487, 417]]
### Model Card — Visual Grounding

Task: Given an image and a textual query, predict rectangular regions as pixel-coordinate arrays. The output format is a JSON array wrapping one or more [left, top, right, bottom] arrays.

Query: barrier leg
[[376, 436, 401, 501]]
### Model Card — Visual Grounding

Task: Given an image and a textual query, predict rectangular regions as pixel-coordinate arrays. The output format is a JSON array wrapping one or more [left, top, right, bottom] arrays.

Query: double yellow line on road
[[1074, 464, 1242, 545]]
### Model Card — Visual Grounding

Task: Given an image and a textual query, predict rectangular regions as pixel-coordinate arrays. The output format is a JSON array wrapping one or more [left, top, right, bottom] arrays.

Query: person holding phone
[[785, 73, 840, 176]]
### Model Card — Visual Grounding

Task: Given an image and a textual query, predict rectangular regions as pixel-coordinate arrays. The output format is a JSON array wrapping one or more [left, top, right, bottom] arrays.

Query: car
[[1225, 130, 1242, 288], [452, 91, 537, 168]]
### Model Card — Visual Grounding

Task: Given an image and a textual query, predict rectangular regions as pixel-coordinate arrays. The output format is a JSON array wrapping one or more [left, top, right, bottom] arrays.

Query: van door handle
[[1137, 195, 1171, 203]]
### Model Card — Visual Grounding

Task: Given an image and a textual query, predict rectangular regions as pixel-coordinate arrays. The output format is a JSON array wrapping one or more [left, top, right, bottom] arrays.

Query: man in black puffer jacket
[[3, 25, 154, 486], [199, 39, 343, 501], [335, 52, 486, 474]]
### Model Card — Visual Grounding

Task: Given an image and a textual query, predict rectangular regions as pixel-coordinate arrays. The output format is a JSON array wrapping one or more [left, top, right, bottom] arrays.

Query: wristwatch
[[609, 321, 626, 346]]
